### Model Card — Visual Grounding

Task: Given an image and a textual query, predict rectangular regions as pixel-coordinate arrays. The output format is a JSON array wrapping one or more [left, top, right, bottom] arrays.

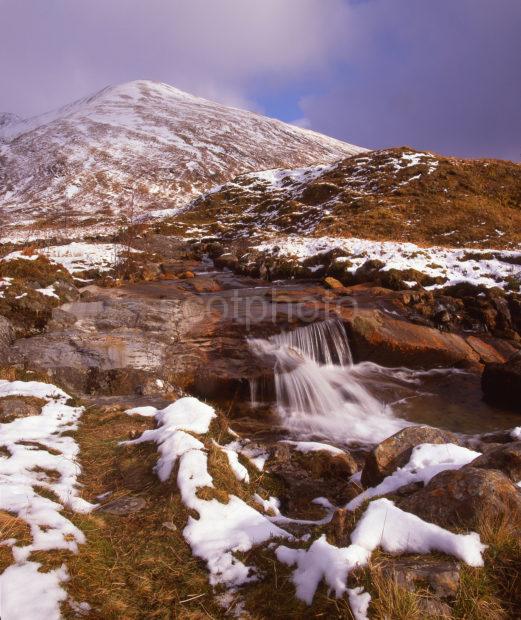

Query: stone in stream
[[98, 496, 147, 516], [361, 425, 460, 487], [399, 467, 521, 529], [482, 353, 521, 411]]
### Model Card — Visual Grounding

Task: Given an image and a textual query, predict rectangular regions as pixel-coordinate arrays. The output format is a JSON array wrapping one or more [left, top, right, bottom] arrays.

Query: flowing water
[[248, 320, 409, 445]]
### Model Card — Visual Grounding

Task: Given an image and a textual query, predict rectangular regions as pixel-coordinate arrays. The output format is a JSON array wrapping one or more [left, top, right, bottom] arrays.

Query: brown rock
[[465, 335, 509, 364], [191, 277, 222, 293], [324, 276, 345, 290], [469, 442, 521, 483], [399, 467, 521, 529], [362, 425, 460, 487], [345, 309, 481, 368]]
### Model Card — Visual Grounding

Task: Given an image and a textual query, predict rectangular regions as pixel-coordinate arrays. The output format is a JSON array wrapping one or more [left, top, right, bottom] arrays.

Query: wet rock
[[482, 353, 521, 411], [469, 442, 521, 483], [399, 467, 521, 529], [98, 496, 147, 516], [362, 425, 460, 487]]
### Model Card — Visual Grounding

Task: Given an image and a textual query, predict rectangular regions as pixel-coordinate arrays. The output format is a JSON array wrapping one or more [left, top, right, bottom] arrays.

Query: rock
[[215, 253, 239, 270], [399, 467, 521, 529], [345, 309, 481, 368], [378, 556, 460, 599], [362, 425, 460, 487], [323, 276, 345, 291], [0, 397, 42, 422], [482, 354, 521, 411], [190, 277, 222, 293], [465, 335, 511, 364], [98, 496, 147, 516], [354, 259, 385, 284], [268, 443, 360, 515], [469, 442, 521, 483], [206, 241, 225, 258], [0, 315, 15, 348]]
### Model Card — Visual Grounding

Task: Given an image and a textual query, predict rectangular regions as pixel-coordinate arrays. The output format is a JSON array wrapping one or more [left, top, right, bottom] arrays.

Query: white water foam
[[249, 320, 408, 444]]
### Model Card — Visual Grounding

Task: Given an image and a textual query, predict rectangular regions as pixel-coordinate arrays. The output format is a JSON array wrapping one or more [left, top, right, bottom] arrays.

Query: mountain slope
[[173, 147, 521, 249], [0, 80, 364, 241]]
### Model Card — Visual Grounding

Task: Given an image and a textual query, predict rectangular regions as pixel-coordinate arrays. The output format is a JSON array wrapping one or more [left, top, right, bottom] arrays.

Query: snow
[[351, 498, 486, 567], [276, 534, 370, 605], [277, 497, 485, 611], [36, 285, 59, 299], [125, 396, 291, 587], [0, 380, 93, 617], [280, 440, 346, 456], [511, 427, 521, 440], [3, 242, 134, 274], [0, 562, 70, 620], [347, 442, 481, 510], [348, 587, 372, 620], [220, 445, 250, 483], [255, 235, 521, 290]]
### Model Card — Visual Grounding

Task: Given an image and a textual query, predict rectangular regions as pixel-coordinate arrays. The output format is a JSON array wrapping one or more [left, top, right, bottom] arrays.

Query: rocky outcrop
[[399, 467, 521, 529], [482, 353, 521, 411], [362, 425, 460, 487], [0, 315, 14, 350]]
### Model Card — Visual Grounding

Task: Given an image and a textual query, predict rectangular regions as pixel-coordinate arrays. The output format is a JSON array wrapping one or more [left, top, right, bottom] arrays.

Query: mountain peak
[[0, 80, 365, 242]]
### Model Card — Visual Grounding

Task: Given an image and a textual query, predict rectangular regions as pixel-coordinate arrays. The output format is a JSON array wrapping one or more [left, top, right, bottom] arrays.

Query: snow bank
[[255, 235, 521, 290], [347, 442, 481, 510], [0, 380, 93, 617], [125, 397, 291, 587]]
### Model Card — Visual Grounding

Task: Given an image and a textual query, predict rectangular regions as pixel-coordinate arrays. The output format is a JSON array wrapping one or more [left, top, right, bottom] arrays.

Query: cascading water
[[249, 319, 408, 444]]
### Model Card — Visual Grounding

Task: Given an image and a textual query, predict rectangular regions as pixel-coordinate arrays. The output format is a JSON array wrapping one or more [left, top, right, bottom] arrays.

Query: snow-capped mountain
[[0, 80, 364, 241]]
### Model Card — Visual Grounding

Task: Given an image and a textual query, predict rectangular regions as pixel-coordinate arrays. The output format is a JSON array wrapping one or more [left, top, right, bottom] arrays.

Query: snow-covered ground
[[0, 380, 94, 619], [125, 396, 488, 618], [254, 235, 521, 290], [3, 242, 133, 274]]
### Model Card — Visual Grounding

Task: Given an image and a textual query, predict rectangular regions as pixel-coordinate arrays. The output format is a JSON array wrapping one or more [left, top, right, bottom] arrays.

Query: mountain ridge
[[0, 80, 364, 242]]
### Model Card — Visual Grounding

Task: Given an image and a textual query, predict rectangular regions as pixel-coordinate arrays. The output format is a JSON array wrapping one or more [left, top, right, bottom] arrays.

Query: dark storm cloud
[[300, 0, 521, 160], [0, 0, 519, 159]]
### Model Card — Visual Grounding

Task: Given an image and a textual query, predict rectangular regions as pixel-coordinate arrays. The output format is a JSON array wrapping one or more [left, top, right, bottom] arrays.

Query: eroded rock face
[[361, 425, 460, 487], [469, 442, 521, 483], [482, 354, 521, 411], [399, 467, 521, 529], [0, 315, 15, 349]]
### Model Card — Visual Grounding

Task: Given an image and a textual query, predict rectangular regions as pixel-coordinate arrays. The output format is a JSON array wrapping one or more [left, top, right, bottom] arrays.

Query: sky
[[1, 0, 520, 161]]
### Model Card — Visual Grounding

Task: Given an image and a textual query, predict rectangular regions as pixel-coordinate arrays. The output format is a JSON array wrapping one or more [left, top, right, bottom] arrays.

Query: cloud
[[299, 0, 521, 160], [0, 0, 349, 117]]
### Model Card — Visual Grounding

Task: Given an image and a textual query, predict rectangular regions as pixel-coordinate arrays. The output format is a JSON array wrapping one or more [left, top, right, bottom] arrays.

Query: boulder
[[0, 396, 43, 422], [469, 442, 521, 483], [215, 253, 239, 271], [378, 556, 460, 599], [323, 276, 347, 291], [345, 309, 481, 368], [362, 425, 460, 487], [482, 354, 521, 411], [399, 467, 521, 529]]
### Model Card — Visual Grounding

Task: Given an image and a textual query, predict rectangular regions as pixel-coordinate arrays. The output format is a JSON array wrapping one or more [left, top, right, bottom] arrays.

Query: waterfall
[[249, 320, 407, 444]]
